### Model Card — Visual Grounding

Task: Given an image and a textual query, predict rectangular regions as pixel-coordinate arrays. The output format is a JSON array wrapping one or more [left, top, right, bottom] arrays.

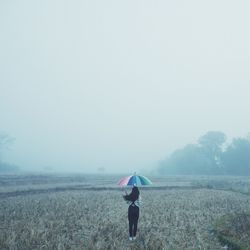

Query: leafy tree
[[198, 131, 226, 149], [159, 144, 221, 175], [222, 137, 250, 175], [158, 131, 226, 175], [198, 131, 226, 165], [158, 131, 250, 176]]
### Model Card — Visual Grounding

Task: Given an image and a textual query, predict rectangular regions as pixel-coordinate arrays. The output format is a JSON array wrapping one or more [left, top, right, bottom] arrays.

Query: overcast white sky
[[0, 0, 250, 173]]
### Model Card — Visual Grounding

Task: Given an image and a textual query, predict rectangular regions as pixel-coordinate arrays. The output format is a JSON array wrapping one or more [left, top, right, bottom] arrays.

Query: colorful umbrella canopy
[[118, 174, 152, 186]]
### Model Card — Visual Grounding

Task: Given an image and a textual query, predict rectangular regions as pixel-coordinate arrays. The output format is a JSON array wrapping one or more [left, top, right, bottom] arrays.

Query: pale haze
[[0, 0, 250, 173]]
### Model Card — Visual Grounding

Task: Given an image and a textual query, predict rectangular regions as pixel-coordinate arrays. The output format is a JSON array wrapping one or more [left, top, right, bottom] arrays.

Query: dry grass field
[[0, 174, 250, 250]]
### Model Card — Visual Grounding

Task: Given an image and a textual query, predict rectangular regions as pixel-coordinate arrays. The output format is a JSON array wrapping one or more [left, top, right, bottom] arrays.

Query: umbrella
[[118, 173, 152, 187]]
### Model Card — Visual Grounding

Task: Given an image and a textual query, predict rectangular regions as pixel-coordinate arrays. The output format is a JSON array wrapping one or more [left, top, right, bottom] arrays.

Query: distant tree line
[[158, 131, 250, 175]]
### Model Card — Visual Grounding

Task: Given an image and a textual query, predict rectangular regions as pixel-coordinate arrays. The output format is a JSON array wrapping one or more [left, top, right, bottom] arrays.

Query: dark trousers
[[128, 205, 139, 237]]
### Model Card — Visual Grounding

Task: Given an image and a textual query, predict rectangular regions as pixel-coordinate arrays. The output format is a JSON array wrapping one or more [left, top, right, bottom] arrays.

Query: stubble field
[[0, 174, 249, 250]]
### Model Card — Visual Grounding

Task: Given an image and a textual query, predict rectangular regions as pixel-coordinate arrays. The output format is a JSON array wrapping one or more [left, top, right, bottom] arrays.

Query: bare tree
[[0, 133, 15, 162]]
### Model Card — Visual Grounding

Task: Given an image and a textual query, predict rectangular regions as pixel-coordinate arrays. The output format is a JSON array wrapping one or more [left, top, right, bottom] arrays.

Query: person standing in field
[[123, 185, 141, 241]]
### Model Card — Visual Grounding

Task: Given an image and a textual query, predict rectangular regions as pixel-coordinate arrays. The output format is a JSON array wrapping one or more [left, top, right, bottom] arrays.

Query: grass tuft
[[214, 213, 250, 250]]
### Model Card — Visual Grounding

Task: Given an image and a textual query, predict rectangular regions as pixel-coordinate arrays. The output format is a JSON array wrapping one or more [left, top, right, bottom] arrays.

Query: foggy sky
[[1, 0, 250, 173]]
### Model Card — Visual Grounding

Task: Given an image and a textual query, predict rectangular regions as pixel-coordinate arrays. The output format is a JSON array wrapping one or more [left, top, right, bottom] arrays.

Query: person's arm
[[122, 193, 128, 203]]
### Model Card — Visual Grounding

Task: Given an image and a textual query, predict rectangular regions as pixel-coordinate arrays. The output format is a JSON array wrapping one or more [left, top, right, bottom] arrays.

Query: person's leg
[[133, 219, 138, 237], [129, 219, 133, 238], [128, 206, 133, 238], [133, 207, 139, 237]]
